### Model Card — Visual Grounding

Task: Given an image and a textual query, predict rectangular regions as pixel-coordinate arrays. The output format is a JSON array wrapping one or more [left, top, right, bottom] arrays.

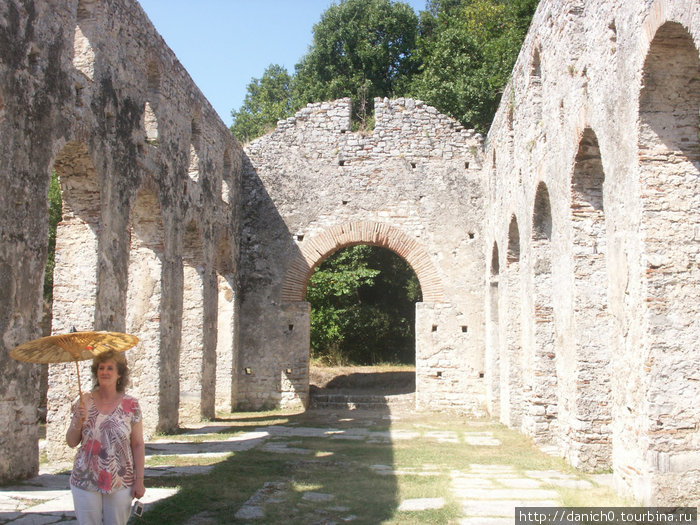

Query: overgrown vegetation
[[306, 245, 421, 366], [230, 0, 539, 142]]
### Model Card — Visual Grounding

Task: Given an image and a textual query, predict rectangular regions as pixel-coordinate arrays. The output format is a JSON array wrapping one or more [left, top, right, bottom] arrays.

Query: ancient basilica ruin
[[0, 0, 698, 507]]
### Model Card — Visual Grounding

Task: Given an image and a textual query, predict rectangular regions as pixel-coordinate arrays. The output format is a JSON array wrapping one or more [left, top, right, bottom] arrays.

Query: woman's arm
[[130, 419, 146, 499], [66, 396, 86, 448]]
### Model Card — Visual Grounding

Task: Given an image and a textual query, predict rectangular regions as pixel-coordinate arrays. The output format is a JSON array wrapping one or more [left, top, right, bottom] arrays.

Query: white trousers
[[71, 484, 133, 525]]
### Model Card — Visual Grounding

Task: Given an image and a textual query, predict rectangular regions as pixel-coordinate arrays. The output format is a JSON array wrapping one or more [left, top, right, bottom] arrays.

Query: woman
[[66, 350, 146, 525]]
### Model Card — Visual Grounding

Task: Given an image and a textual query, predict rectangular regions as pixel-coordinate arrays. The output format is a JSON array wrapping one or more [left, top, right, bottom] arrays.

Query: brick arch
[[639, 0, 697, 57], [281, 221, 445, 302]]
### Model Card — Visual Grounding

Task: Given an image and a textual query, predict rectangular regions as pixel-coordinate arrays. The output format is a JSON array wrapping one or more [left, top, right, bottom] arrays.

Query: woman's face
[[97, 359, 121, 388]]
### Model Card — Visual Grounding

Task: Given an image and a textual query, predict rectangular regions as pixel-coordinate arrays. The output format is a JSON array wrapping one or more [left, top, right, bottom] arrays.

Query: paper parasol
[[10, 330, 139, 403]]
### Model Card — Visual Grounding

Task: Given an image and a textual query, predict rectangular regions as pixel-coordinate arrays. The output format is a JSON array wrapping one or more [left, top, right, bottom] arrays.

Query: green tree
[[306, 245, 421, 365], [410, 0, 538, 132], [292, 0, 419, 128], [230, 64, 294, 143]]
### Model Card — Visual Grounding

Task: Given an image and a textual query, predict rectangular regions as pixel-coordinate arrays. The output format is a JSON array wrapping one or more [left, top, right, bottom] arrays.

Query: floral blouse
[[70, 393, 142, 494]]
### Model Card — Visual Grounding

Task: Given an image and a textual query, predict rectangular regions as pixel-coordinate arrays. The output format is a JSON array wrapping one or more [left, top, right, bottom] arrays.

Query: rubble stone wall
[[0, 0, 242, 471], [240, 97, 486, 412], [483, 0, 700, 506]]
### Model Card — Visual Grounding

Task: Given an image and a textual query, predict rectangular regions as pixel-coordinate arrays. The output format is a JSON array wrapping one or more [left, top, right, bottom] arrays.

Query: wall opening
[[46, 141, 101, 460], [566, 127, 612, 470], [526, 182, 558, 443], [502, 215, 523, 428], [73, 0, 97, 81], [530, 46, 543, 123], [214, 235, 237, 412], [283, 222, 442, 403], [143, 102, 158, 144], [306, 243, 420, 373], [222, 150, 232, 205], [125, 186, 164, 438], [144, 60, 161, 143], [638, 21, 700, 469], [487, 241, 501, 418], [188, 115, 202, 184], [179, 220, 206, 424], [306, 244, 419, 400]]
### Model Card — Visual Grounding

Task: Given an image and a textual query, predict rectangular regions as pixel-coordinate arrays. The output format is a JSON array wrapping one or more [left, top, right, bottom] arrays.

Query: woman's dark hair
[[91, 350, 129, 392]]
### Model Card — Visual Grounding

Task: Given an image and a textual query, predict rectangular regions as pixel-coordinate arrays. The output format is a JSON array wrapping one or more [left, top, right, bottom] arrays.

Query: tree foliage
[[230, 0, 537, 140], [306, 245, 421, 365], [293, 0, 419, 127], [409, 0, 539, 132], [230, 64, 294, 143]]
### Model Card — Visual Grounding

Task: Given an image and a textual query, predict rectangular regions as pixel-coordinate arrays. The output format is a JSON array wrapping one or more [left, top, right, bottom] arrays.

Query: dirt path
[[309, 364, 415, 394]]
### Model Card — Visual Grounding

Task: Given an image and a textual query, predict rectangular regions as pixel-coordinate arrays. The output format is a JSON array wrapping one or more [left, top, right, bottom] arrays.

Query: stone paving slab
[[261, 442, 313, 454], [450, 477, 495, 488], [459, 517, 515, 525], [301, 492, 334, 502], [425, 430, 459, 443], [461, 499, 561, 517], [464, 435, 501, 446], [234, 481, 288, 520], [261, 425, 339, 438], [469, 463, 516, 472], [398, 497, 445, 511], [16, 493, 74, 514], [144, 464, 215, 477], [370, 464, 441, 476], [499, 477, 543, 489], [0, 514, 74, 525], [451, 464, 564, 523], [455, 487, 560, 501], [145, 430, 268, 457]]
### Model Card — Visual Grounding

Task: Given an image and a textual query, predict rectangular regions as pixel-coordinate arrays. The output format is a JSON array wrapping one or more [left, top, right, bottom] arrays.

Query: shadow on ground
[[140, 405, 399, 524]]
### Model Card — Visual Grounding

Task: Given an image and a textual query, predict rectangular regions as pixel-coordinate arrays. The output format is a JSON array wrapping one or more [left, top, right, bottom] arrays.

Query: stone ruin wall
[[483, 0, 699, 507], [0, 0, 697, 510], [239, 97, 487, 414], [0, 0, 243, 471]]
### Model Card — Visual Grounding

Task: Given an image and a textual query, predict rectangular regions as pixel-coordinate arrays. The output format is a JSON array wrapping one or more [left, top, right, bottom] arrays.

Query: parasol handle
[[75, 359, 85, 423]]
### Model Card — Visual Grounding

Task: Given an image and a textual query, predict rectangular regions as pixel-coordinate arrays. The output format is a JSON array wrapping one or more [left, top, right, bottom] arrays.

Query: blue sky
[[138, 0, 428, 127]]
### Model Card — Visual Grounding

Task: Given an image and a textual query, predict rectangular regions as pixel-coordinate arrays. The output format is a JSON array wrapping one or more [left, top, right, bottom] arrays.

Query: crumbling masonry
[[0, 0, 697, 507]]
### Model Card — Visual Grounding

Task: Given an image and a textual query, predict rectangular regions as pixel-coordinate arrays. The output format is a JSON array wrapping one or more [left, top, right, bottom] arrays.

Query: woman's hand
[[131, 478, 146, 499]]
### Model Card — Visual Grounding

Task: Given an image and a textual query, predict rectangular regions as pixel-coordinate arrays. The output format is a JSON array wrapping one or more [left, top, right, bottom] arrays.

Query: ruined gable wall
[[0, 0, 242, 474], [240, 98, 486, 412], [483, 0, 699, 506]]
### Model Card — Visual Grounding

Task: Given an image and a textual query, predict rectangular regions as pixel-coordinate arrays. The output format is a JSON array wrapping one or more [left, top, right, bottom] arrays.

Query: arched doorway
[[637, 19, 700, 494], [305, 244, 420, 404], [46, 141, 101, 461], [280, 221, 483, 413], [564, 127, 612, 470], [284, 222, 440, 409], [524, 182, 558, 443]]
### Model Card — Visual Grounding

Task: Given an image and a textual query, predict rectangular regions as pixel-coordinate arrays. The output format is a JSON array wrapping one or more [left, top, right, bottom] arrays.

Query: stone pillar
[[215, 274, 237, 411], [237, 302, 310, 410], [415, 302, 486, 416]]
